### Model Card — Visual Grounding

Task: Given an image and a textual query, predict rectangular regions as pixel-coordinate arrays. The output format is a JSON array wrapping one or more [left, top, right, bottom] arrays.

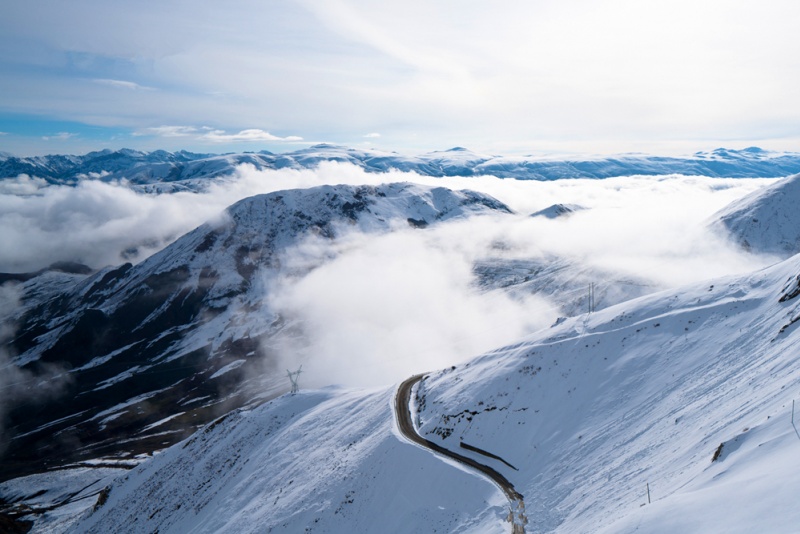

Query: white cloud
[[266, 222, 554, 387], [248, 166, 775, 387], [137, 126, 302, 143], [0, 163, 779, 389], [41, 132, 76, 141], [364, 132, 381, 138], [200, 129, 303, 143], [0, 174, 48, 195], [0, 132, 8, 136], [0, 163, 773, 280], [5, 1, 800, 153], [93, 78, 155, 91], [141, 125, 202, 138]]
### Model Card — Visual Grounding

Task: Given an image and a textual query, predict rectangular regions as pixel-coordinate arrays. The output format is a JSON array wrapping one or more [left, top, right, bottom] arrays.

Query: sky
[[1, 0, 800, 156]]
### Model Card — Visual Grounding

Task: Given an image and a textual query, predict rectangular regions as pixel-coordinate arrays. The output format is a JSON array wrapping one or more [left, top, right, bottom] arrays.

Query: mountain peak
[[710, 172, 800, 257]]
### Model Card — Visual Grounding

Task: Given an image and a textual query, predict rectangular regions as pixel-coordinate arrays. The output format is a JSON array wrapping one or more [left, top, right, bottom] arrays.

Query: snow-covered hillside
[[3, 145, 800, 188], [416, 254, 800, 532], [65, 388, 506, 534], [0, 183, 511, 482], [474, 256, 655, 319], [710, 173, 800, 257], [62, 245, 800, 533]]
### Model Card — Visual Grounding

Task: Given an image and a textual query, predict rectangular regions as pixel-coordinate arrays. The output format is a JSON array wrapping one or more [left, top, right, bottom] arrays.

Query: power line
[[286, 365, 302, 394]]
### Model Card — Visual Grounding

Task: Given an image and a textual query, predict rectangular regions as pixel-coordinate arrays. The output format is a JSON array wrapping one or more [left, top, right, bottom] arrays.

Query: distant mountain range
[[3, 145, 800, 187]]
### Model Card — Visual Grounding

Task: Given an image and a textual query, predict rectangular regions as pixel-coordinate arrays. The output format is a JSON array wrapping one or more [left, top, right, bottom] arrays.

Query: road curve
[[395, 374, 527, 534]]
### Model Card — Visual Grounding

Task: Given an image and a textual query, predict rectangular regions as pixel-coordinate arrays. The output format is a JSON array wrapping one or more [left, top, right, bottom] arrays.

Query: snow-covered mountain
[[3, 157, 799, 532], [709, 173, 800, 258], [0, 183, 511, 483], [59, 246, 800, 533], [0, 148, 212, 184], [529, 203, 586, 219], [3, 145, 800, 188]]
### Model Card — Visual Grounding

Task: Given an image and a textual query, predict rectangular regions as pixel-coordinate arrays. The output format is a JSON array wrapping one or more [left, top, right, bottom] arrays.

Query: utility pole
[[287, 365, 302, 394], [588, 282, 595, 314]]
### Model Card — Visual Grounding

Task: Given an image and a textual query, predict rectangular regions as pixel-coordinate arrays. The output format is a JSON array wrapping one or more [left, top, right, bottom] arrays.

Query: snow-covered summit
[[127, 182, 511, 299], [529, 203, 586, 219], [709, 173, 800, 257]]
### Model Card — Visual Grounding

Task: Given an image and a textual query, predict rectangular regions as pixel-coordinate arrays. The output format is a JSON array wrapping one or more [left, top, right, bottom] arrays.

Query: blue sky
[[2, 0, 800, 157]]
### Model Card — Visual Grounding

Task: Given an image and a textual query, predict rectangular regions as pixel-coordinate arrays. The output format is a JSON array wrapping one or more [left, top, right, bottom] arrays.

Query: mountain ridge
[[709, 173, 800, 258], [4, 146, 800, 187], [0, 182, 512, 483]]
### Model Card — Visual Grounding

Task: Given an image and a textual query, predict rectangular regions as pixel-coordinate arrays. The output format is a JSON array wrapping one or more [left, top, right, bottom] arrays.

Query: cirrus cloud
[[93, 78, 155, 91]]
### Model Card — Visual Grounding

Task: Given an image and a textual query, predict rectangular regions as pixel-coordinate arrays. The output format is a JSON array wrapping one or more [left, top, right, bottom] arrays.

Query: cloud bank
[[0, 164, 778, 388], [0, 164, 773, 278], [264, 220, 554, 387]]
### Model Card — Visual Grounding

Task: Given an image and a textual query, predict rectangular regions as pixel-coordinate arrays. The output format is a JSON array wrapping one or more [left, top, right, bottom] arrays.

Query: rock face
[[709, 173, 800, 257], [0, 183, 511, 482]]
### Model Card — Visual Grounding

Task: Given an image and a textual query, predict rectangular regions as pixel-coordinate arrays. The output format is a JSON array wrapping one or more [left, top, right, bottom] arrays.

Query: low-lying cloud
[[0, 163, 781, 387], [255, 171, 773, 386], [265, 222, 554, 387], [0, 284, 72, 454], [2, 162, 770, 276]]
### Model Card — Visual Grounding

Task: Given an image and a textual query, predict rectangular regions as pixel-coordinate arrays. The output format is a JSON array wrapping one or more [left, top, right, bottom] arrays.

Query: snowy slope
[[68, 388, 506, 534], [415, 254, 800, 532], [0, 467, 128, 533], [474, 256, 655, 318], [64, 250, 800, 533], [0, 183, 511, 482], [709, 173, 800, 257], [4, 146, 800, 188]]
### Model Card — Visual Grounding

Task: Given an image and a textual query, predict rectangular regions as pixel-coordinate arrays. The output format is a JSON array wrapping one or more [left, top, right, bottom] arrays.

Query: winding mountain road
[[394, 374, 528, 534]]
